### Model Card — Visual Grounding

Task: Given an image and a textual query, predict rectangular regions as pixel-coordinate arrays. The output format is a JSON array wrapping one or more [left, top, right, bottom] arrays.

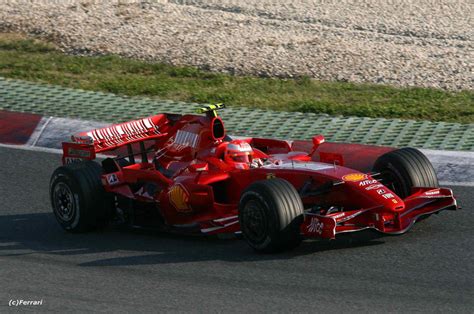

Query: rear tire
[[373, 147, 439, 198], [50, 161, 114, 233], [239, 178, 304, 253]]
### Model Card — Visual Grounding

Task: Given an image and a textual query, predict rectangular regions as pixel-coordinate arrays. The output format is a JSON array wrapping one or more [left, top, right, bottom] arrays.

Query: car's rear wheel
[[373, 147, 439, 198], [50, 161, 114, 233], [239, 178, 304, 253]]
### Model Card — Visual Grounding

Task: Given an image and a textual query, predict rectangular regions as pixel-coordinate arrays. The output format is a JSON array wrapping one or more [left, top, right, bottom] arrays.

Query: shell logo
[[342, 173, 367, 182], [169, 184, 190, 212]]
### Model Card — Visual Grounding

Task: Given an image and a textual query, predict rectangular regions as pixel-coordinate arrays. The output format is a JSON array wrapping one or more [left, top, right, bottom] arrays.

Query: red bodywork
[[61, 111, 457, 239]]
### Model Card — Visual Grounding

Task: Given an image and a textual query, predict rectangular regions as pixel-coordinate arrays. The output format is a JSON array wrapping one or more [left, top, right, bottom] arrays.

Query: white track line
[[438, 181, 474, 187], [28, 116, 53, 147], [1, 142, 62, 154], [0, 143, 110, 159]]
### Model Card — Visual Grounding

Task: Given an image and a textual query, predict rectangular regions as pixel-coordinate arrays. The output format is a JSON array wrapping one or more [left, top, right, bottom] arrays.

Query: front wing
[[300, 187, 457, 239]]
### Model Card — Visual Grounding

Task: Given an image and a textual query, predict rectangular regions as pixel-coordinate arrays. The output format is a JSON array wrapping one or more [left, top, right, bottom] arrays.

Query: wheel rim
[[53, 182, 76, 222], [242, 199, 268, 245]]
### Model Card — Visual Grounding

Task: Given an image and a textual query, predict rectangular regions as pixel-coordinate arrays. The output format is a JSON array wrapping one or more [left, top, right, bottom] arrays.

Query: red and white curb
[[1, 110, 473, 186]]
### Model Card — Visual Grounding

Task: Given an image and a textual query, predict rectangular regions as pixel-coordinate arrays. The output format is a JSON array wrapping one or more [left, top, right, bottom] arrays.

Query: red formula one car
[[50, 104, 457, 252]]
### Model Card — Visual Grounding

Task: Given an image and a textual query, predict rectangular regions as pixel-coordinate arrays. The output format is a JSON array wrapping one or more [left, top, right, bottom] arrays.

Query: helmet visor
[[231, 153, 252, 163]]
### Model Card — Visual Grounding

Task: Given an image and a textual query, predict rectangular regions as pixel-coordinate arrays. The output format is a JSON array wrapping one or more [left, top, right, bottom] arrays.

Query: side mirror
[[309, 135, 325, 156], [189, 162, 209, 173], [312, 135, 325, 148]]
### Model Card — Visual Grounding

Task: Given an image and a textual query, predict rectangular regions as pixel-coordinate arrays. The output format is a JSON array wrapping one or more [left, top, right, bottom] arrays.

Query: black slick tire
[[239, 178, 304, 253], [373, 147, 439, 198], [50, 161, 114, 233]]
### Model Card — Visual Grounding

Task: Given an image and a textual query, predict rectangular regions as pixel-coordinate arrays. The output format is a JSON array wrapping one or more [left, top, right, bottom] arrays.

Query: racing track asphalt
[[0, 146, 472, 313]]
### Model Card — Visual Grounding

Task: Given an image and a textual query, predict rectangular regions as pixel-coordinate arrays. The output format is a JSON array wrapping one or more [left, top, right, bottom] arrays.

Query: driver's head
[[223, 140, 254, 169]]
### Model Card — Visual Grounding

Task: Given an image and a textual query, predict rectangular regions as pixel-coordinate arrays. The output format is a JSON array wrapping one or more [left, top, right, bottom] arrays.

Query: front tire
[[239, 178, 304, 253], [50, 161, 114, 233], [373, 147, 439, 198]]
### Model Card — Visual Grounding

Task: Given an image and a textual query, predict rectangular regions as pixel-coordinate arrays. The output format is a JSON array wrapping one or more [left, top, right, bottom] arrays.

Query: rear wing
[[62, 114, 169, 164]]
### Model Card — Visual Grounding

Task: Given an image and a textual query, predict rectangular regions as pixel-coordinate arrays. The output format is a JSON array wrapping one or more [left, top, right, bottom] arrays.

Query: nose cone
[[342, 173, 405, 212]]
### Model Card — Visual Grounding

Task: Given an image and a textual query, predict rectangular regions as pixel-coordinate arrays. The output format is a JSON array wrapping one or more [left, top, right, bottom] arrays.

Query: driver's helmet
[[222, 140, 254, 169]]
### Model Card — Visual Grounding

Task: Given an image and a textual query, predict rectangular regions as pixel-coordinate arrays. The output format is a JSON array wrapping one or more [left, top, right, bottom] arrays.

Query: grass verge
[[0, 33, 472, 123]]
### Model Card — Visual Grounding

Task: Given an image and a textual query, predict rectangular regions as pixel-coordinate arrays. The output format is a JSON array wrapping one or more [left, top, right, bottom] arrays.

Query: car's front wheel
[[239, 178, 304, 253], [373, 147, 439, 198]]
